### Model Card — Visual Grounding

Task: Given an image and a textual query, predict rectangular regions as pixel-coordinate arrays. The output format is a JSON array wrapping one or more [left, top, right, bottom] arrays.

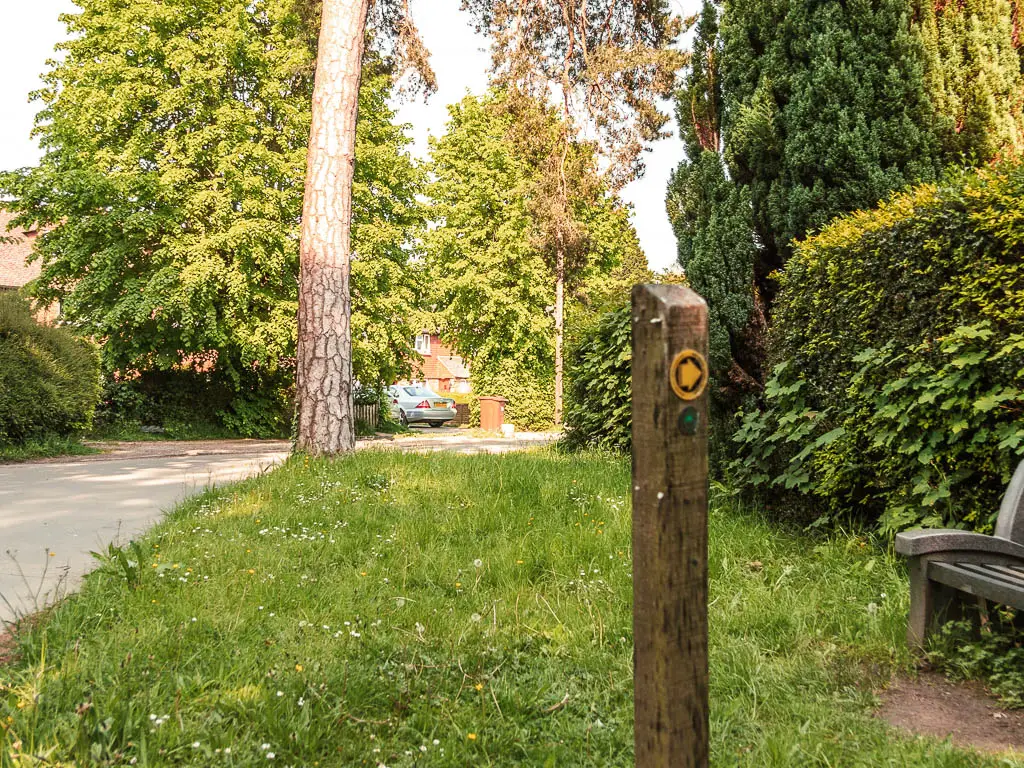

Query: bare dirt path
[[877, 672, 1024, 758], [0, 429, 558, 623]]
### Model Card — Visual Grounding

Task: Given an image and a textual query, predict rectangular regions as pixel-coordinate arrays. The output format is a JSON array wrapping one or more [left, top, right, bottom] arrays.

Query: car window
[[403, 386, 441, 397]]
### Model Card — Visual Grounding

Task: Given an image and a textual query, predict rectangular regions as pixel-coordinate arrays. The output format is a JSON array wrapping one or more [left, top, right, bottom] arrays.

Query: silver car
[[388, 385, 456, 427]]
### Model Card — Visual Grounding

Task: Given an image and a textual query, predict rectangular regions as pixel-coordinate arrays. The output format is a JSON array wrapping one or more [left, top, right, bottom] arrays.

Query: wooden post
[[632, 284, 710, 768]]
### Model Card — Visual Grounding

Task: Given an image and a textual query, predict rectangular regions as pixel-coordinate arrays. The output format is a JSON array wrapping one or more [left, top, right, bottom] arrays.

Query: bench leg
[[907, 558, 974, 650], [907, 557, 935, 650]]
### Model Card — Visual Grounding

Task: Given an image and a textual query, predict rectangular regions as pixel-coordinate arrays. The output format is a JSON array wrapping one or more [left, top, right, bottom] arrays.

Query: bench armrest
[[895, 529, 1024, 561]]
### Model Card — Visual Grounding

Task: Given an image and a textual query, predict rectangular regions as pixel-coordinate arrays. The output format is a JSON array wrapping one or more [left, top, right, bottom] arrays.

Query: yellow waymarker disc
[[669, 349, 708, 401]]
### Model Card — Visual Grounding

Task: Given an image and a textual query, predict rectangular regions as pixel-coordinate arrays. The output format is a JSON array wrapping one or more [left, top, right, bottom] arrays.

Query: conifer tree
[[913, 0, 1024, 161], [667, 1, 761, 444], [721, 0, 944, 276]]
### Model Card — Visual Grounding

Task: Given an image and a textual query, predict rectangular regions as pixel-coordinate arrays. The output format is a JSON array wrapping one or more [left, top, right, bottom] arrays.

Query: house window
[[414, 333, 431, 355]]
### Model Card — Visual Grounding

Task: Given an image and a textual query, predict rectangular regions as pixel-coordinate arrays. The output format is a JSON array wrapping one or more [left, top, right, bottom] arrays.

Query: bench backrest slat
[[995, 460, 1024, 544]]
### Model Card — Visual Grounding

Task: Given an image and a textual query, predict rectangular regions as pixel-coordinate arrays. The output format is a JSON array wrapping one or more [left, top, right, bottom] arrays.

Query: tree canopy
[[1, 0, 422, 397], [425, 92, 646, 427], [668, 0, 1024, 406]]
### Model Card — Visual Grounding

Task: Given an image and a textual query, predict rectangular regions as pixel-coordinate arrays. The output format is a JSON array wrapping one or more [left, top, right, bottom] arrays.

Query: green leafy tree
[[1, 0, 422, 424], [463, 0, 684, 423], [425, 93, 644, 429]]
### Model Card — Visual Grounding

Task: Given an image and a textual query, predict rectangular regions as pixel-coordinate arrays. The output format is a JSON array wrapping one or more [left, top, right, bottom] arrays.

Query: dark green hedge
[[94, 369, 292, 439], [562, 305, 632, 452], [0, 292, 101, 443], [732, 162, 1024, 534]]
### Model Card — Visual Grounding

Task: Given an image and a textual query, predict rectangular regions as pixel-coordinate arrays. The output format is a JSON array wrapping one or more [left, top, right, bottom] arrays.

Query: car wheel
[[400, 410, 408, 427], [429, 421, 443, 428]]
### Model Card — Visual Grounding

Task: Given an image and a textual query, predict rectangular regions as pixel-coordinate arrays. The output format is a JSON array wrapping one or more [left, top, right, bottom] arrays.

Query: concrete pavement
[[0, 430, 558, 623], [0, 445, 289, 623]]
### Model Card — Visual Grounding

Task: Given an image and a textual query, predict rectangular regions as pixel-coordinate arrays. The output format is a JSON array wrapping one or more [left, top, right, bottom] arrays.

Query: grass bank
[[0, 451, 1008, 766], [0, 435, 98, 464]]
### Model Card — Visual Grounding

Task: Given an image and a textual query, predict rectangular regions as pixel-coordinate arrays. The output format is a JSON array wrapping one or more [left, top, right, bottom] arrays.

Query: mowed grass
[[0, 451, 1015, 766]]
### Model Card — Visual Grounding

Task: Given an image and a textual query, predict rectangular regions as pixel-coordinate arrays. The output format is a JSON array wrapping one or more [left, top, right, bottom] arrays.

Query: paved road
[[0, 430, 557, 623], [0, 445, 289, 623]]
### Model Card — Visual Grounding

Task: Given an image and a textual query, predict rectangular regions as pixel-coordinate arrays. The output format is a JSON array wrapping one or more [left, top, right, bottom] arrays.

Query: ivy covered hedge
[[732, 162, 1024, 534], [0, 292, 101, 444], [562, 305, 632, 452]]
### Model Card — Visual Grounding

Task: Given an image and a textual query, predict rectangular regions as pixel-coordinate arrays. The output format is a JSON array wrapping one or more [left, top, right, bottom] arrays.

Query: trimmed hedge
[[732, 162, 1024, 534], [471, 359, 554, 432], [562, 305, 632, 452], [0, 292, 101, 443]]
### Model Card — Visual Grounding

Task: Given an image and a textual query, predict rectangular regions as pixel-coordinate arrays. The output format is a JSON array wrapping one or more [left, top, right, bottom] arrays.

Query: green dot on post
[[678, 407, 700, 436]]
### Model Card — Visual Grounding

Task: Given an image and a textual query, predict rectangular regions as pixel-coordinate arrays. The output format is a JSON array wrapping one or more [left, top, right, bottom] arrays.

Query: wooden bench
[[895, 460, 1024, 648]]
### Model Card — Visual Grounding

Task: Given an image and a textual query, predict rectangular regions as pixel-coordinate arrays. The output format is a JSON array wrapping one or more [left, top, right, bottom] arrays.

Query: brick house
[[401, 332, 472, 393], [0, 210, 59, 323]]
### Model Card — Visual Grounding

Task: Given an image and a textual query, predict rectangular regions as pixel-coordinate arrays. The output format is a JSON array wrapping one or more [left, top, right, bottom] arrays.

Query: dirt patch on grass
[[877, 671, 1024, 755], [0, 625, 20, 667]]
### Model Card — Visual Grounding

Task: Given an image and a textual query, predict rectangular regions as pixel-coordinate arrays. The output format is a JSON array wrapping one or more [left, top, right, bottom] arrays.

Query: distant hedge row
[[0, 292, 101, 443], [471, 359, 554, 432], [732, 162, 1024, 534]]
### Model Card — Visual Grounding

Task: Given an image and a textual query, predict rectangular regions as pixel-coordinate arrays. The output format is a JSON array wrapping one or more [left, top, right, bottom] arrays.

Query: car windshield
[[402, 387, 437, 397]]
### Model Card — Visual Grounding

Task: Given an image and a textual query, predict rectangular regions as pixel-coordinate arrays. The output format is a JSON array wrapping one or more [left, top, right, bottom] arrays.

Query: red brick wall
[[414, 335, 457, 381]]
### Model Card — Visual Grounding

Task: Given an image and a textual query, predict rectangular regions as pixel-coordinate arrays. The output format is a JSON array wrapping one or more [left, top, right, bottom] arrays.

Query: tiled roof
[[0, 210, 41, 289], [438, 355, 470, 379]]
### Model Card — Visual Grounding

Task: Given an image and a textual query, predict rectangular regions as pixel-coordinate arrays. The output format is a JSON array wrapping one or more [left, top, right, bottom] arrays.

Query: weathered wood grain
[[631, 283, 710, 768]]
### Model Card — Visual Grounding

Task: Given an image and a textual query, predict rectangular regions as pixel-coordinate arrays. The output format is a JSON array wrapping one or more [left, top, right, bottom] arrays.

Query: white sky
[[0, 0, 695, 270]]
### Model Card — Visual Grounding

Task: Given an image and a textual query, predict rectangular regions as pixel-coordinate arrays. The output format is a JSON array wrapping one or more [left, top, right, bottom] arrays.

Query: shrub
[[0, 292, 101, 443], [928, 610, 1024, 709], [562, 305, 632, 452], [732, 162, 1024, 534], [94, 369, 291, 439], [471, 359, 553, 431]]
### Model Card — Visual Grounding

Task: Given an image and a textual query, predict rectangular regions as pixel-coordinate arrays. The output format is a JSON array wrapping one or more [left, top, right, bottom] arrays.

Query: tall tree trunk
[[295, 0, 369, 454], [554, 247, 565, 426]]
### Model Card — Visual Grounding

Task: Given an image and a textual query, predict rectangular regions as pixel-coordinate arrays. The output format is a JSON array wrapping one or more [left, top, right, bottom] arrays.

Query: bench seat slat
[[973, 564, 1024, 589], [928, 562, 1024, 611], [953, 562, 1024, 589]]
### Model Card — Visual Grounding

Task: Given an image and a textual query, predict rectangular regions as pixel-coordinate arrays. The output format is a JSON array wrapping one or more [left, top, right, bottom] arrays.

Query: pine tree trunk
[[295, 0, 369, 455], [554, 248, 565, 426]]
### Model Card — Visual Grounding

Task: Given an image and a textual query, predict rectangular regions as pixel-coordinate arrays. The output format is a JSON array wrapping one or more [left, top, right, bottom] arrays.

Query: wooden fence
[[354, 403, 380, 430]]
